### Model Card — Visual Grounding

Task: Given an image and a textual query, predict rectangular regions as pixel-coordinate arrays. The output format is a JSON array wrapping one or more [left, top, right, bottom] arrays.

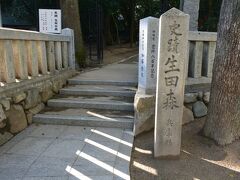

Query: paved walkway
[[0, 124, 133, 180], [76, 55, 137, 82], [0, 57, 138, 180]]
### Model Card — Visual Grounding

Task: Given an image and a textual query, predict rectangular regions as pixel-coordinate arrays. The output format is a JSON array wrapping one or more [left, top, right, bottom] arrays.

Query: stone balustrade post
[[62, 28, 75, 70]]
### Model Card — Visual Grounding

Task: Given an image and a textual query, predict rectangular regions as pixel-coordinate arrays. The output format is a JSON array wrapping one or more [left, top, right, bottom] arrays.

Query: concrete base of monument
[[133, 91, 155, 136], [137, 87, 156, 95]]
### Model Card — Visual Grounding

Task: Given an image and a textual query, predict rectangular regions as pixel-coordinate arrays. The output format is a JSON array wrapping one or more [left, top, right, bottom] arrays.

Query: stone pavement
[[0, 124, 133, 180]]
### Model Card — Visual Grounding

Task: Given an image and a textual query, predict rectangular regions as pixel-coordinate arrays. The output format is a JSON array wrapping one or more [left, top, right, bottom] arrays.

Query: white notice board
[[39, 9, 61, 34]]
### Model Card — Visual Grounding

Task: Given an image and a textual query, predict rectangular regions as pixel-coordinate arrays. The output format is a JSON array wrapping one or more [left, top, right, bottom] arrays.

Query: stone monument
[[134, 17, 159, 136], [138, 17, 159, 94], [154, 8, 189, 158]]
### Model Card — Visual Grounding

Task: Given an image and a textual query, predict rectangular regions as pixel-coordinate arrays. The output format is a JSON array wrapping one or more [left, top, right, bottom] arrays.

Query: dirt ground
[[130, 118, 240, 180], [86, 43, 138, 66], [102, 43, 138, 65]]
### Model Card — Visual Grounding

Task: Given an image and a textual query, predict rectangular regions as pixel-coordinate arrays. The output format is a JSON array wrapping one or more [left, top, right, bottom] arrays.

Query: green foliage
[[135, 0, 180, 19], [1, 0, 59, 25], [78, 0, 181, 46], [2, 0, 222, 67], [169, 0, 180, 8], [136, 0, 161, 19], [199, 0, 222, 32]]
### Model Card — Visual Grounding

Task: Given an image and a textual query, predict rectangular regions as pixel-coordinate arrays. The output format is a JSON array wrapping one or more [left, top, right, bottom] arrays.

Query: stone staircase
[[33, 78, 137, 129]]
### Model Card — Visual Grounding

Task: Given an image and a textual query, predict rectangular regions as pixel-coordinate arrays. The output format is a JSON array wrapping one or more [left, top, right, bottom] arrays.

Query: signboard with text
[[39, 9, 61, 34]]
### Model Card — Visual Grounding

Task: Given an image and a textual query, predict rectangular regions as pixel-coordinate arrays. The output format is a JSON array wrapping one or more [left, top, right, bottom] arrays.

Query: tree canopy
[[1, 0, 221, 43]]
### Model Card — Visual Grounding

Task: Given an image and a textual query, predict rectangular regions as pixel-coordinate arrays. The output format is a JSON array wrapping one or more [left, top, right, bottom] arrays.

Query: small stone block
[[192, 101, 208, 118]]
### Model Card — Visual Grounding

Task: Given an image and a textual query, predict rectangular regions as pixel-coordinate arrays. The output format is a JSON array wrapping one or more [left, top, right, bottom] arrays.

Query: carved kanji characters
[[152, 30, 156, 41], [165, 76, 179, 87], [165, 128, 172, 137], [169, 21, 182, 36], [165, 55, 180, 73], [168, 36, 180, 53], [167, 119, 173, 127], [163, 89, 179, 110], [165, 139, 172, 145], [151, 44, 156, 53]]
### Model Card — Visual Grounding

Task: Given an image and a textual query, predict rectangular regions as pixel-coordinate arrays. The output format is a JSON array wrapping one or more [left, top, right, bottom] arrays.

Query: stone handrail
[[187, 31, 217, 79], [186, 31, 217, 91], [137, 17, 218, 94], [0, 27, 75, 85], [188, 31, 217, 42]]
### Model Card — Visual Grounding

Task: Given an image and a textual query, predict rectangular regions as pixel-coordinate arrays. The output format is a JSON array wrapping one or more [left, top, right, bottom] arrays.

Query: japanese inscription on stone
[[154, 8, 189, 158], [138, 17, 159, 94], [162, 21, 182, 146]]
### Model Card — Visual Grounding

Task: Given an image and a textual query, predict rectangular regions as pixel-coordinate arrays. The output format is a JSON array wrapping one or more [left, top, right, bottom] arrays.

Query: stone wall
[[134, 90, 210, 136], [0, 70, 76, 145], [183, 91, 209, 124]]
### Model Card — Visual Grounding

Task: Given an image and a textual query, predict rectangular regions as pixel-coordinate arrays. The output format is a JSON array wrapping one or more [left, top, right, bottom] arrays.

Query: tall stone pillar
[[154, 8, 189, 158], [182, 0, 200, 31]]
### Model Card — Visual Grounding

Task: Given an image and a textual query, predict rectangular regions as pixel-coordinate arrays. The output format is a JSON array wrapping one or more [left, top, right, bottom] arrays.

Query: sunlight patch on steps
[[87, 111, 119, 121]]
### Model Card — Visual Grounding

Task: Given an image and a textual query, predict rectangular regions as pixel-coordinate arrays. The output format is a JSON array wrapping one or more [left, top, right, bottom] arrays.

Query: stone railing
[[137, 17, 217, 95], [0, 28, 76, 145], [0, 27, 75, 85], [135, 16, 218, 137], [186, 31, 217, 92]]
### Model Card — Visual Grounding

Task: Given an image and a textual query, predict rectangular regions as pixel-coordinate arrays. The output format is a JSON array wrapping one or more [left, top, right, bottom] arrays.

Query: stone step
[[47, 98, 134, 111], [38, 106, 134, 117], [59, 85, 136, 97], [68, 79, 137, 87], [52, 94, 134, 103], [53, 94, 134, 103], [33, 114, 133, 128]]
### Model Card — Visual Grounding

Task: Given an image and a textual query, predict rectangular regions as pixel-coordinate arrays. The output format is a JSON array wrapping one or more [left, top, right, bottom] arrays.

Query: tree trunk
[[129, 0, 135, 47], [60, 0, 86, 67], [203, 0, 240, 145], [112, 14, 120, 45], [104, 14, 114, 46]]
